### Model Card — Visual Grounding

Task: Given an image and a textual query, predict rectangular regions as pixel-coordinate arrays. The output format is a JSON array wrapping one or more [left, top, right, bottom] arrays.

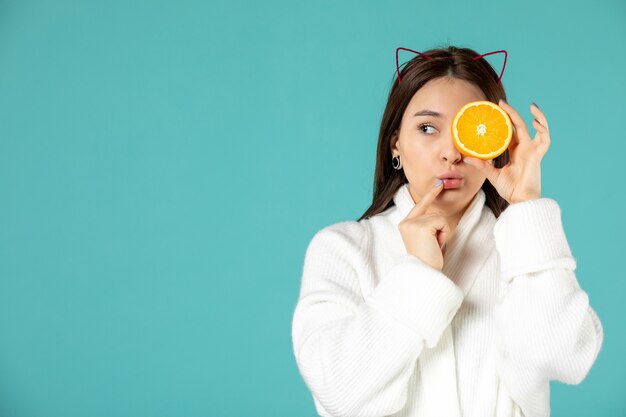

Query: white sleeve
[[291, 221, 464, 417], [492, 198, 604, 417]]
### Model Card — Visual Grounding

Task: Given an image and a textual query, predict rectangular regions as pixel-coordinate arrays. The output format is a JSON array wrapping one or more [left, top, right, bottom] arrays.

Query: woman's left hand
[[463, 100, 550, 204]]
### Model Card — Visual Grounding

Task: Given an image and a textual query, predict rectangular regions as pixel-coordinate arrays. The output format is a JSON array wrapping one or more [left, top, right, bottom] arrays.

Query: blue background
[[0, 0, 624, 416]]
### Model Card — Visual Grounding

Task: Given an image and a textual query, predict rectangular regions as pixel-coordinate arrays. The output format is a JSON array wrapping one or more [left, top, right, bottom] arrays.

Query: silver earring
[[392, 155, 402, 170]]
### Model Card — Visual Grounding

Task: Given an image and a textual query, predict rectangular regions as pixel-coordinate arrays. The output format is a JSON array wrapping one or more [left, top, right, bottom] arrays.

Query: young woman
[[291, 45, 603, 417]]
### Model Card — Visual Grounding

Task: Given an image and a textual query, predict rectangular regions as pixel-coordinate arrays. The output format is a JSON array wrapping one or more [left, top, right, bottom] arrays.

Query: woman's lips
[[442, 178, 463, 189]]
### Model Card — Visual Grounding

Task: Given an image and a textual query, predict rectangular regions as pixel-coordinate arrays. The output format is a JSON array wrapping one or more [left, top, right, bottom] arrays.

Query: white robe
[[292, 183, 603, 417]]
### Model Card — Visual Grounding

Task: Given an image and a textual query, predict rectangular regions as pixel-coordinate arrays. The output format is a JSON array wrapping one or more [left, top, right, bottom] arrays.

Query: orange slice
[[452, 100, 513, 160]]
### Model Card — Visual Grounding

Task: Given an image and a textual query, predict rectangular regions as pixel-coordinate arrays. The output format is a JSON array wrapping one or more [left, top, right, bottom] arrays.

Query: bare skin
[[393, 77, 550, 270], [391, 76, 494, 259]]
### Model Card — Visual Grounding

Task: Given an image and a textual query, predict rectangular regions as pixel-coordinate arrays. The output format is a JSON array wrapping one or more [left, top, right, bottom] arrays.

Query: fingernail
[[532, 102, 539, 109], [463, 158, 472, 165], [434, 179, 443, 187]]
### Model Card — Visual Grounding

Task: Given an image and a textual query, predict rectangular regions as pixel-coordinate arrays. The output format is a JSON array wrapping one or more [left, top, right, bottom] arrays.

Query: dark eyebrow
[[412, 110, 443, 118]]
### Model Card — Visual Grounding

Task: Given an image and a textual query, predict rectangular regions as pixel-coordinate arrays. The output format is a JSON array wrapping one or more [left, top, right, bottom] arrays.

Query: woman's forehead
[[406, 78, 486, 117]]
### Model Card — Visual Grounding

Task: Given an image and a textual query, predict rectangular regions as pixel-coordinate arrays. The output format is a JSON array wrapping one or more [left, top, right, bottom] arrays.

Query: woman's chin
[[436, 187, 462, 198]]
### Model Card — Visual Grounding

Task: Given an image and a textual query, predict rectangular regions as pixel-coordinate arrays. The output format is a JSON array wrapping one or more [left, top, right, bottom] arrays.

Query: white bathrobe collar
[[389, 183, 496, 297]]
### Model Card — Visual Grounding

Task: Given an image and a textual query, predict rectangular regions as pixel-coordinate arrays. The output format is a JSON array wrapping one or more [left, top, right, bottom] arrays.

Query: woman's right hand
[[398, 181, 450, 271]]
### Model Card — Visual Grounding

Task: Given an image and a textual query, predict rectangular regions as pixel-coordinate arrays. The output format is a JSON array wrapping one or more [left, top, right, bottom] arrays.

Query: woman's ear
[[391, 129, 399, 153]]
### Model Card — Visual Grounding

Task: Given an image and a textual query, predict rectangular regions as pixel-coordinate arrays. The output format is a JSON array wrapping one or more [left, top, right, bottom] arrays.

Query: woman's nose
[[441, 134, 462, 163]]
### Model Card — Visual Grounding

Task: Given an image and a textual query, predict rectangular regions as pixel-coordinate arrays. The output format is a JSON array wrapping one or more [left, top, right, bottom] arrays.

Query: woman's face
[[391, 76, 495, 215]]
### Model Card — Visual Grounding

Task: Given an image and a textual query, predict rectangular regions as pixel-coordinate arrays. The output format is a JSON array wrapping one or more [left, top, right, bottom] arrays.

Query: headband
[[395, 47, 508, 86]]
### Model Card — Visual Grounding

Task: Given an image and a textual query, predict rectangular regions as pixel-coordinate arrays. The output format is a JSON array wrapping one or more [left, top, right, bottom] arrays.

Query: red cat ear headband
[[395, 47, 508, 86]]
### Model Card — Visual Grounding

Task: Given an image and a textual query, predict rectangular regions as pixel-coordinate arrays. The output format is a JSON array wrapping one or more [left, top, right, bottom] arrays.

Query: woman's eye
[[418, 124, 437, 135]]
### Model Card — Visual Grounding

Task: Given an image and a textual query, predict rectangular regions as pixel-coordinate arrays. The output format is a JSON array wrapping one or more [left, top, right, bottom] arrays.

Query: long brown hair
[[357, 44, 510, 221]]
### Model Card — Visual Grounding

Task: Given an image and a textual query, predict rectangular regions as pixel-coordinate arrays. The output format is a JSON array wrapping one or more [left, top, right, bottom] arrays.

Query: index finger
[[405, 180, 444, 219]]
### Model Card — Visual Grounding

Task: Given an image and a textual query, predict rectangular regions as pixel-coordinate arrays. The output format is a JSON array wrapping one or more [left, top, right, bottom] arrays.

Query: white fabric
[[292, 183, 603, 417]]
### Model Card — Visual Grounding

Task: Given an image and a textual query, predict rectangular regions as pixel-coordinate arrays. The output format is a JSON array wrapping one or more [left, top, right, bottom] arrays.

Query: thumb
[[463, 157, 498, 182]]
